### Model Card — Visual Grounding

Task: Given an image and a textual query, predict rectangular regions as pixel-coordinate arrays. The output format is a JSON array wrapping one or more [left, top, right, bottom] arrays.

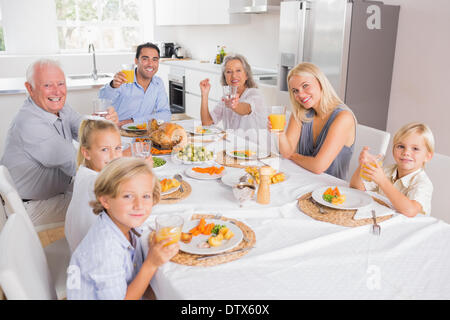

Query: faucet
[[88, 43, 98, 80]]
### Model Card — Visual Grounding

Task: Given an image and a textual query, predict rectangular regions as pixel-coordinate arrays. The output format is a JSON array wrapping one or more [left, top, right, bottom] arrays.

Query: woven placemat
[[216, 150, 277, 168], [171, 214, 256, 267], [160, 181, 192, 204], [297, 192, 393, 227]]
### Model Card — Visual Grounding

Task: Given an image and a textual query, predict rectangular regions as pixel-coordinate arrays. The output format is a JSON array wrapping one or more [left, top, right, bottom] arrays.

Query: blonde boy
[[350, 123, 434, 217]]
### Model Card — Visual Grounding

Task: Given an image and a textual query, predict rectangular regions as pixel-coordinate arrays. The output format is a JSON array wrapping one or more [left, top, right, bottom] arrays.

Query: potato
[[208, 234, 223, 247]]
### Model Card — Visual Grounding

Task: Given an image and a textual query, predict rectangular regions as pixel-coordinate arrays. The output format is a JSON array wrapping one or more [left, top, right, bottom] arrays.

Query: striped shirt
[[67, 212, 144, 300]]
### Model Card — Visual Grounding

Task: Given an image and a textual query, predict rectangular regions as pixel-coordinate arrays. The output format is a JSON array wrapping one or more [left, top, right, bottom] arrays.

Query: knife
[[195, 246, 253, 261]]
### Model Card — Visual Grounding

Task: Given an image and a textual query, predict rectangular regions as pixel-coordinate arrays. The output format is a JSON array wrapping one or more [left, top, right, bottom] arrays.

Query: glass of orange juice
[[360, 154, 384, 182], [269, 106, 286, 132], [155, 215, 183, 246], [121, 64, 135, 83]]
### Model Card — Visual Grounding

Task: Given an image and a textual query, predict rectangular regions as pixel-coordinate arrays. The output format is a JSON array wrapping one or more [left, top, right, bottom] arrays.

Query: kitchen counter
[[0, 74, 113, 95], [160, 58, 278, 82]]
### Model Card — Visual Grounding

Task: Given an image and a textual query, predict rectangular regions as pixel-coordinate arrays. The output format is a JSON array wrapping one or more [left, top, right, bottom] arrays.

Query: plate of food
[[179, 218, 243, 255], [159, 177, 181, 195], [152, 157, 167, 170], [174, 143, 215, 164], [122, 123, 148, 134], [244, 166, 287, 186], [187, 125, 223, 136], [311, 186, 373, 210], [226, 149, 270, 160], [185, 165, 226, 180]]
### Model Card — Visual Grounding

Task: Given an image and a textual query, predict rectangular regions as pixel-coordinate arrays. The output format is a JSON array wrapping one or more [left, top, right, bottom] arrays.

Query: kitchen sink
[[68, 73, 113, 80]]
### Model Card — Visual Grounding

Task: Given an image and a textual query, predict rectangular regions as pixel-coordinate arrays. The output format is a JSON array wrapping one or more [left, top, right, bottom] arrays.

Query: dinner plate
[[159, 176, 181, 195], [226, 149, 270, 160], [186, 126, 223, 136], [179, 219, 243, 255], [221, 170, 248, 187], [184, 166, 226, 180], [311, 186, 373, 210], [122, 123, 147, 133]]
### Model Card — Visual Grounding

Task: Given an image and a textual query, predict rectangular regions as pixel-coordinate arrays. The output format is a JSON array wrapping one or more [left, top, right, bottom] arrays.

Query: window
[[55, 0, 143, 52], [0, 5, 5, 52]]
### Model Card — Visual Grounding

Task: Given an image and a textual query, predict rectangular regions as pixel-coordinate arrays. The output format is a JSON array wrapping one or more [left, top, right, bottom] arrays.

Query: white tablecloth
[[139, 121, 450, 300]]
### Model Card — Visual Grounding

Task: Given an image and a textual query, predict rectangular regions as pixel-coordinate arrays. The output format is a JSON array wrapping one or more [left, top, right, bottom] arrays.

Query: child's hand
[[145, 233, 179, 268], [359, 160, 387, 185], [145, 154, 154, 168], [358, 146, 372, 167]]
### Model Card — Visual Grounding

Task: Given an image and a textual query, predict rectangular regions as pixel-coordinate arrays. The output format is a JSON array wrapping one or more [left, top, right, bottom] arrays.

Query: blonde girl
[[65, 119, 123, 252], [67, 157, 178, 300], [350, 122, 434, 217], [270, 62, 356, 179]]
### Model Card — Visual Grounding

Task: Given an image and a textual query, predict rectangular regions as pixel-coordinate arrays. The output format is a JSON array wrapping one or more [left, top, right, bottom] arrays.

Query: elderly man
[[0, 59, 118, 228], [99, 42, 171, 127]]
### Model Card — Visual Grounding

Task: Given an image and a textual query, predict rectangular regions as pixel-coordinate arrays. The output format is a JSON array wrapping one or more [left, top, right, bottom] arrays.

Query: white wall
[[382, 0, 450, 157], [153, 12, 280, 70], [0, 0, 59, 54]]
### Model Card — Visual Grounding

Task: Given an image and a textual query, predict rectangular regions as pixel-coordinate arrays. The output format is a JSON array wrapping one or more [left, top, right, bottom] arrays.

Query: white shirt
[[210, 87, 267, 130], [363, 164, 433, 215], [65, 165, 99, 253]]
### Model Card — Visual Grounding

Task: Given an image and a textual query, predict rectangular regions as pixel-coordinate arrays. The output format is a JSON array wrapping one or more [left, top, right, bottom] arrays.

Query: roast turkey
[[148, 119, 187, 150]]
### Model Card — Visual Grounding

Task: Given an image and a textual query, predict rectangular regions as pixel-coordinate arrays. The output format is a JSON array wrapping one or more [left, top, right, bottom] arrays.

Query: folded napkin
[[353, 198, 396, 220]]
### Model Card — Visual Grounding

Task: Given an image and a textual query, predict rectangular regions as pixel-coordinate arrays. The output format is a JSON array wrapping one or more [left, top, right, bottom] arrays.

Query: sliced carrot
[[203, 223, 215, 235]]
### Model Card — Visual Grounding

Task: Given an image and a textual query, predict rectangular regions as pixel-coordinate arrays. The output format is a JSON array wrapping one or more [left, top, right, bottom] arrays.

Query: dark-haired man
[[99, 42, 171, 126]]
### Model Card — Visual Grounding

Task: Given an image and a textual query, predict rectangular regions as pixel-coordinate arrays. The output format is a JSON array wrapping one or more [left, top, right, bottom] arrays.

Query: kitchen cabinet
[[185, 68, 222, 101], [157, 63, 170, 95], [185, 92, 217, 119], [154, 0, 249, 26]]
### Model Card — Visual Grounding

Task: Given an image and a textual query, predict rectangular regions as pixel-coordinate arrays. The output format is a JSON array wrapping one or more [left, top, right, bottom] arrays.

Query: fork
[[371, 210, 381, 236], [174, 174, 184, 193], [310, 198, 326, 214]]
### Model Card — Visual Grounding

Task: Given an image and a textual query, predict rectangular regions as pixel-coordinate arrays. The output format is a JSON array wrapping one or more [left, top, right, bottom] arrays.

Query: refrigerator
[[278, 0, 400, 131]]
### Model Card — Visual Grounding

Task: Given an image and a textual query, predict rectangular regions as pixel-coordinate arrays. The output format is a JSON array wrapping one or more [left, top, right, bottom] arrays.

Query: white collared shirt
[[363, 164, 433, 215]]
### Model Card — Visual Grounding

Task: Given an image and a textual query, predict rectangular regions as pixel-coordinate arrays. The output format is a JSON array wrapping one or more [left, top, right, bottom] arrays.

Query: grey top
[[297, 107, 354, 180], [1, 97, 83, 200]]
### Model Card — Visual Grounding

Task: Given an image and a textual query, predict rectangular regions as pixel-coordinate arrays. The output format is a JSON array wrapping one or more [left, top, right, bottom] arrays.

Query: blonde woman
[[350, 123, 434, 217], [199, 53, 266, 130], [270, 62, 356, 179], [67, 157, 178, 300]]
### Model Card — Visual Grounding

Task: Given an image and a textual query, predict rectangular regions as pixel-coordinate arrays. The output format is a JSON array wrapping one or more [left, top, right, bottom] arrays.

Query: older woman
[[271, 62, 356, 180], [199, 54, 266, 130]]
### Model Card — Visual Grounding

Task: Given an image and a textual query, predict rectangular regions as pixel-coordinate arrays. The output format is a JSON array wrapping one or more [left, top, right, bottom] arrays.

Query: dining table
[[127, 119, 450, 300]]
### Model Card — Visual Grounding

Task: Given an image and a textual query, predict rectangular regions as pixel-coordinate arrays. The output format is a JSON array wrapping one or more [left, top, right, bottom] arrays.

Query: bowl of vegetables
[[173, 143, 215, 164], [152, 156, 167, 170]]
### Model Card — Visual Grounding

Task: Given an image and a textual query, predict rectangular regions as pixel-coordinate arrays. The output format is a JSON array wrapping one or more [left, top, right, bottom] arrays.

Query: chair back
[[0, 196, 7, 232], [0, 165, 27, 217], [346, 124, 391, 181], [425, 153, 450, 223], [0, 214, 57, 299]]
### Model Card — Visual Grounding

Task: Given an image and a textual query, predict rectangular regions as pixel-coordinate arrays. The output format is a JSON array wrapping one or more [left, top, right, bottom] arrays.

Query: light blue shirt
[[99, 70, 171, 124], [0, 97, 82, 200], [67, 212, 145, 300]]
